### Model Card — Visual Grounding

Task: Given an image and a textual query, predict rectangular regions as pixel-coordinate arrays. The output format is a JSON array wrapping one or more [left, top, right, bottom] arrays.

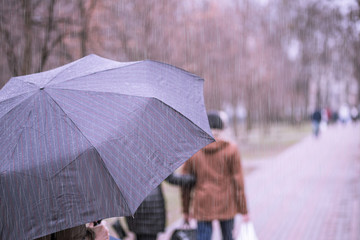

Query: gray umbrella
[[0, 54, 214, 239]]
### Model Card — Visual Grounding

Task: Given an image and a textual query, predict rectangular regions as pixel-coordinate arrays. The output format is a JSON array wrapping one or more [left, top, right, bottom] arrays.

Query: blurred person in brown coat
[[181, 111, 249, 240]]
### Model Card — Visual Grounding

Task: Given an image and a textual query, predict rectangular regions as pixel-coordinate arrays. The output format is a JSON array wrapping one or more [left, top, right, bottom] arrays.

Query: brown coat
[[181, 138, 248, 221]]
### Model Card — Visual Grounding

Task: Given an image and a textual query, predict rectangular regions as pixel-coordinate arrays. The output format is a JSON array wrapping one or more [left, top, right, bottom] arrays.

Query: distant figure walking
[[350, 106, 359, 123], [312, 108, 322, 137], [339, 105, 351, 124], [181, 111, 249, 240]]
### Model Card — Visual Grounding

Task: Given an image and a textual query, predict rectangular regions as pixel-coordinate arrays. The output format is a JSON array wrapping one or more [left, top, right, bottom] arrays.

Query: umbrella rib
[[16, 77, 38, 87], [41, 89, 134, 214], [156, 100, 215, 142], [39, 56, 85, 86], [45, 88, 214, 141], [49, 144, 134, 215], [44, 89, 213, 214], [0, 88, 36, 104], [89, 149, 135, 215], [46, 60, 204, 89], [4, 100, 35, 167], [46, 60, 141, 87], [144, 59, 204, 81], [42, 90, 95, 148], [0, 92, 37, 121]]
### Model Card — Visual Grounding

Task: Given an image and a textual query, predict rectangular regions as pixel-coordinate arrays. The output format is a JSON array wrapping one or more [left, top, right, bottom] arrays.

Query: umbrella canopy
[[0, 54, 214, 239]]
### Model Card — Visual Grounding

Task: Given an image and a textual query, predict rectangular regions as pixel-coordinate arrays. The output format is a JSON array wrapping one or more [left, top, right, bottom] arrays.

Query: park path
[[161, 123, 360, 240], [242, 123, 360, 240]]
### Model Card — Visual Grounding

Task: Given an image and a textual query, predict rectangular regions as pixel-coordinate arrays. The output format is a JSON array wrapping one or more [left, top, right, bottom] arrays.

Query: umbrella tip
[[40, 87, 45, 90]]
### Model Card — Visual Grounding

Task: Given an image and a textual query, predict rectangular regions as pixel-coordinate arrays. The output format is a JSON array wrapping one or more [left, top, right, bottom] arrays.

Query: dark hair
[[207, 111, 223, 129], [86, 228, 95, 240]]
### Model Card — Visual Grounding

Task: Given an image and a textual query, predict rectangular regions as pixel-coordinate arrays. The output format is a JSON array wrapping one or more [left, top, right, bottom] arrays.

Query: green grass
[[237, 123, 311, 160]]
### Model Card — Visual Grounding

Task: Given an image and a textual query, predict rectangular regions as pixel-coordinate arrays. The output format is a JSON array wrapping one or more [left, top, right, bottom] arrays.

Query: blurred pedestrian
[[181, 111, 249, 240], [113, 173, 196, 240], [311, 108, 322, 137], [331, 111, 339, 123], [339, 105, 351, 124], [350, 106, 359, 122]]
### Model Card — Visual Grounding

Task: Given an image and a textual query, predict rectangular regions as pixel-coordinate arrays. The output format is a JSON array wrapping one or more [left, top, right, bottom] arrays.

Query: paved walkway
[[161, 123, 360, 240], [242, 123, 360, 240]]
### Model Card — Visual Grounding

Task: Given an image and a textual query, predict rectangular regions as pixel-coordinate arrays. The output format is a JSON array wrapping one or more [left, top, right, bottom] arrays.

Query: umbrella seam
[[46, 60, 142, 88], [19, 79, 37, 87], [0, 170, 48, 180], [144, 60, 205, 82], [42, 89, 96, 150], [42, 90, 134, 213], [53, 145, 133, 215], [0, 89, 36, 104], [3, 146, 132, 214], [4, 126, 29, 170], [15, 77, 38, 87], [11, 55, 100, 88], [40, 88, 214, 141], [44, 88, 150, 96], [44, 57, 85, 85], [40, 89, 158, 187], [1, 93, 213, 178], [49, 135, 128, 178], [47, 90, 204, 155], [2, 96, 36, 168], [89, 147, 134, 215], [152, 98, 214, 142], [0, 91, 37, 122], [44, 59, 204, 89]]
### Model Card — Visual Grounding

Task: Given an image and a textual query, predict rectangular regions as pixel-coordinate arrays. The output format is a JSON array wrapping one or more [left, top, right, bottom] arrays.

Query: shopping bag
[[170, 222, 197, 240], [236, 222, 258, 240]]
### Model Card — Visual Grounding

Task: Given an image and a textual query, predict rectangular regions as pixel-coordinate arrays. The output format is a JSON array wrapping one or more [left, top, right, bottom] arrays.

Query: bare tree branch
[[0, 27, 19, 76]]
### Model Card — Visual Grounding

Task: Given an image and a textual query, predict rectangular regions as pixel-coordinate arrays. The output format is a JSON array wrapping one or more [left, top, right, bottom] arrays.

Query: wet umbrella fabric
[[0, 54, 214, 239]]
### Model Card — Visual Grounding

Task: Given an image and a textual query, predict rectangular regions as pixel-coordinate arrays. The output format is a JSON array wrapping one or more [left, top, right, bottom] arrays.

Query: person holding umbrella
[[35, 221, 116, 240], [181, 111, 250, 240]]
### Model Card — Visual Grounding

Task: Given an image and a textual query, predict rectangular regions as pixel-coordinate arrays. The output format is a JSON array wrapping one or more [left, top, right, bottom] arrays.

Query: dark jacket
[[125, 173, 195, 235], [312, 110, 322, 122]]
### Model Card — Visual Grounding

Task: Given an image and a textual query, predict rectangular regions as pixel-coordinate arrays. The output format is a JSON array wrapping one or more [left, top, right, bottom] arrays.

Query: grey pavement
[[244, 123, 360, 240]]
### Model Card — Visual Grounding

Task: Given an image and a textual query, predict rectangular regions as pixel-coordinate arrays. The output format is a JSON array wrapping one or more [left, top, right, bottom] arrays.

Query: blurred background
[[1, 0, 359, 127], [1, 0, 359, 238]]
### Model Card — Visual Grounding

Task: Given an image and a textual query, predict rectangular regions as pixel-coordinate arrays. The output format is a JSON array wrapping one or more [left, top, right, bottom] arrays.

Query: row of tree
[[0, 0, 359, 133]]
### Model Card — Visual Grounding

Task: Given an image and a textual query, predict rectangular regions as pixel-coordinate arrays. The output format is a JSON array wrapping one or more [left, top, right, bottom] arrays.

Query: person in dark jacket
[[113, 173, 196, 240], [311, 108, 322, 137]]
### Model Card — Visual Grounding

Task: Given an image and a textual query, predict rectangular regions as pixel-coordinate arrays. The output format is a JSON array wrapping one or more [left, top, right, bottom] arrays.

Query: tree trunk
[[232, 101, 239, 137], [21, 0, 33, 75]]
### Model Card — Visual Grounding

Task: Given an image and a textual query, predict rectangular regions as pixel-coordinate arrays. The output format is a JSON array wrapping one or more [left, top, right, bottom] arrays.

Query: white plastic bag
[[236, 222, 258, 240]]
